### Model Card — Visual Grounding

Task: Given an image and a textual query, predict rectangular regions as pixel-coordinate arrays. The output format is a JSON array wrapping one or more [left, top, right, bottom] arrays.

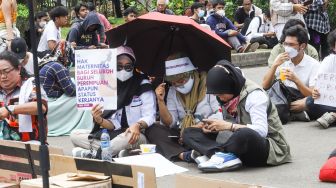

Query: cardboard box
[[50, 154, 157, 188], [175, 174, 264, 188], [20, 173, 111, 188], [0, 140, 63, 184]]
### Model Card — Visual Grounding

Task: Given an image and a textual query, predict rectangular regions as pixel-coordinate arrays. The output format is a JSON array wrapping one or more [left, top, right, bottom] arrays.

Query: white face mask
[[175, 77, 194, 94], [284, 46, 299, 58], [197, 10, 205, 18], [117, 70, 133, 82], [216, 9, 225, 17], [39, 21, 47, 28]]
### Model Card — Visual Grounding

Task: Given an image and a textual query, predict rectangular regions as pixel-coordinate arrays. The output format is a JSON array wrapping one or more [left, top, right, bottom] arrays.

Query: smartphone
[[303, 0, 313, 6]]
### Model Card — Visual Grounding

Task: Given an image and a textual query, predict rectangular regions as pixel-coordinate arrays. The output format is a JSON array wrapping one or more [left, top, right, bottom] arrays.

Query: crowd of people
[[0, 0, 335, 174]]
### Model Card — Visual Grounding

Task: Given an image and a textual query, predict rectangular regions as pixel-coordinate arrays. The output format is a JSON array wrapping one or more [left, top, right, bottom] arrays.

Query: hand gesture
[[202, 119, 228, 133], [155, 83, 166, 102], [0, 107, 9, 120], [284, 69, 298, 83], [91, 104, 103, 123], [125, 124, 141, 144], [312, 88, 320, 99], [293, 4, 308, 14], [274, 52, 290, 67]]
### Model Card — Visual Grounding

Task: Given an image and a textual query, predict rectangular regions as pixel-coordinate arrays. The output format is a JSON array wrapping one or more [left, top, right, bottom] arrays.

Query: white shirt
[[245, 90, 269, 138], [23, 52, 34, 75], [166, 87, 222, 128], [245, 14, 275, 42], [37, 20, 61, 52], [275, 54, 320, 89], [108, 80, 157, 130]]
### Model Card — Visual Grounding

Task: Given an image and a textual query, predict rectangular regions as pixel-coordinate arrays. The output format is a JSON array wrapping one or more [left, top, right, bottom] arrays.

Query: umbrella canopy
[[106, 12, 231, 77]]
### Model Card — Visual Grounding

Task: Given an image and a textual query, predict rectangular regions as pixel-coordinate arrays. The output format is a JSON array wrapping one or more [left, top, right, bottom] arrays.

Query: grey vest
[[237, 79, 292, 165]]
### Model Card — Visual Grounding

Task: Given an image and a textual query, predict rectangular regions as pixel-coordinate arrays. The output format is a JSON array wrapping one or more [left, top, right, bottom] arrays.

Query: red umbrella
[[106, 12, 231, 77]]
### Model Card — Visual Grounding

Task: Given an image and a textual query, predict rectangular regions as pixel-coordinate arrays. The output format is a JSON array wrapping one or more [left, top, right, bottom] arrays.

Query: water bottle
[[100, 129, 112, 161]]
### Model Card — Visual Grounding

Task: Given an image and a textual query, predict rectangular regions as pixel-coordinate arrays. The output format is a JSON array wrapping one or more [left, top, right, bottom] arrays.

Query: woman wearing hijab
[[182, 60, 292, 171], [146, 52, 221, 162], [71, 46, 156, 158]]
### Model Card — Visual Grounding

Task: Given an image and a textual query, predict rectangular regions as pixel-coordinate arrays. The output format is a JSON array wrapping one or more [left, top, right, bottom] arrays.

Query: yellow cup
[[280, 67, 288, 81]]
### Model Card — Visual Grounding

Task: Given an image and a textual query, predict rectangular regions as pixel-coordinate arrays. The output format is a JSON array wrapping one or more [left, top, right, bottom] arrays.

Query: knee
[[231, 128, 259, 143], [305, 96, 314, 109], [182, 127, 199, 140]]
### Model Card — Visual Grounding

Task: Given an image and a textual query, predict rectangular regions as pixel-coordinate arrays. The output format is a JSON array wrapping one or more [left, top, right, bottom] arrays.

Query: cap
[[165, 57, 196, 76], [10, 38, 27, 59], [116, 45, 136, 63]]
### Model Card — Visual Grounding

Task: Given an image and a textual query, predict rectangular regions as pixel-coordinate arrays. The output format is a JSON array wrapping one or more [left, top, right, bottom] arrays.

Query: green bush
[[17, 4, 30, 38]]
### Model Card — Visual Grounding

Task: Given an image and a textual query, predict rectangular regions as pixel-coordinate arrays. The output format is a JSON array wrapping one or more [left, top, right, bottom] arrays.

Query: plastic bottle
[[100, 129, 112, 161]]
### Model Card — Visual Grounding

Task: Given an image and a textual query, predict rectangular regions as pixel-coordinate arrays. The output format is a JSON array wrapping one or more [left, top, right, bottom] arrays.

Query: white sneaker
[[317, 112, 336, 129], [198, 152, 242, 172], [72, 147, 96, 158]]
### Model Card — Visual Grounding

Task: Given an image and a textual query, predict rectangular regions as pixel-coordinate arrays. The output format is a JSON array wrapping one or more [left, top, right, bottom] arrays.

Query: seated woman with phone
[[145, 52, 222, 162], [182, 60, 292, 172]]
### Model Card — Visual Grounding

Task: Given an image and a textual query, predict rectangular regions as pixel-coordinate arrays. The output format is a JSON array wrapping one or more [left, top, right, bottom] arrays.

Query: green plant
[[328, 1, 336, 30], [107, 17, 125, 26], [167, 0, 194, 15], [17, 3, 29, 19]]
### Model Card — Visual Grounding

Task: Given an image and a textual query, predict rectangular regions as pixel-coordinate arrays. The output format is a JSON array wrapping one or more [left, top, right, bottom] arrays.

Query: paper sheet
[[113, 153, 188, 177]]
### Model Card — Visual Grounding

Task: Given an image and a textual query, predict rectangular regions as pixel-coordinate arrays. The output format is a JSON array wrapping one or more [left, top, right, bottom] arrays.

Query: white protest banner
[[75, 49, 117, 110], [315, 73, 336, 107]]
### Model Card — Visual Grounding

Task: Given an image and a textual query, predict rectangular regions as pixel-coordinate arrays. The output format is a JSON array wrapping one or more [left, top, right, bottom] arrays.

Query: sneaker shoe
[[291, 111, 310, 122], [118, 149, 141, 157], [191, 150, 209, 164], [248, 42, 259, 52], [241, 43, 252, 53], [72, 147, 96, 158], [198, 152, 242, 172], [317, 112, 336, 129]]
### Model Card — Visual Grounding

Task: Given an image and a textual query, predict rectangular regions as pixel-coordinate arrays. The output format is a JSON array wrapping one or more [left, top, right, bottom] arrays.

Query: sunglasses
[[117, 64, 134, 72], [165, 71, 192, 82]]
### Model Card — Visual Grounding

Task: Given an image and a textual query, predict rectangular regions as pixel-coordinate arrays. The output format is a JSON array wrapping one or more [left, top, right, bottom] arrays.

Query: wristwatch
[[5, 105, 15, 116]]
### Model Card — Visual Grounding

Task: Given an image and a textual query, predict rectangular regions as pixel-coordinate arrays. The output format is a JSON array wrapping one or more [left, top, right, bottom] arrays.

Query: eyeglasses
[[283, 42, 300, 47], [0, 68, 15, 77], [117, 64, 134, 72]]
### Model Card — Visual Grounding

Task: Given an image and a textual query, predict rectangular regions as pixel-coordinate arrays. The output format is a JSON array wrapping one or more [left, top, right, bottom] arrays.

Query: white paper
[[75, 49, 117, 110], [315, 73, 336, 107], [113, 153, 188, 177], [137, 172, 145, 188]]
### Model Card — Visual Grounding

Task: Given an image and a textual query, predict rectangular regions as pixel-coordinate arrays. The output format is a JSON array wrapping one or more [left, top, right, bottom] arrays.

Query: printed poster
[[315, 73, 336, 107], [75, 49, 117, 110]]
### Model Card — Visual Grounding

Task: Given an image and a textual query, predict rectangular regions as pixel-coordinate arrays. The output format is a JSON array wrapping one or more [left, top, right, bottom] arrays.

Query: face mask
[[39, 21, 47, 28], [284, 46, 299, 58], [117, 70, 133, 82], [175, 77, 194, 94], [198, 10, 205, 18], [216, 9, 225, 17]]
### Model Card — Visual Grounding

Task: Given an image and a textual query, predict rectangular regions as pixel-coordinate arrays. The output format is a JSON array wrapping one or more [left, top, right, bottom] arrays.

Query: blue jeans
[[306, 96, 336, 120]]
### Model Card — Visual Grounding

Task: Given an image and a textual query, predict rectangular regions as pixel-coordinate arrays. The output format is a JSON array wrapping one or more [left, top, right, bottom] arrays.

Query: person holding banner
[[305, 29, 336, 128], [146, 52, 222, 162], [0, 51, 48, 142], [71, 46, 157, 158]]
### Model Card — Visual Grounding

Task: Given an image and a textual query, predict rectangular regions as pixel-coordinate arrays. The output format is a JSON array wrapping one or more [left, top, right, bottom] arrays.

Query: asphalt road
[[48, 66, 336, 188]]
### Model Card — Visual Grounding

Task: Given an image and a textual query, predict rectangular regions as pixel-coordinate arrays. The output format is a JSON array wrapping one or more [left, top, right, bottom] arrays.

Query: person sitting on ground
[[262, 25, 319, 122], [10, 37, 34, 75], [37, 6, 68, 58], [245, 9, 278, 49], [71, 46, 156, 158], [305, 29, 336, 129], [268, 19, 319, 67], [190, 2, 206, 24], [206, 0, 259, 53], [146, 53, 221, 162], [182, 60, 291, 172], [0, 51, 47, 142], [123, 7, 138, 23], [25, 11, 49, 50], [152, 0, 174, 15], [234, 0, 262, 34], [71, 2, 89, 27], [67, 12, 108, 49], [39, 40, 92, 136]]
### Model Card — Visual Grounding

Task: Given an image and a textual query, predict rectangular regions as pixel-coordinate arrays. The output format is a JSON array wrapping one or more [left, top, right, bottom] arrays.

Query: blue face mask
[[197, 10, 205, 18]]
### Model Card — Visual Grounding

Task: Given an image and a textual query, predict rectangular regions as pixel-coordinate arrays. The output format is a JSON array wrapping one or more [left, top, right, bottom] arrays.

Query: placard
[[315, 73, 336, 107], [75, 49, 117, 110]]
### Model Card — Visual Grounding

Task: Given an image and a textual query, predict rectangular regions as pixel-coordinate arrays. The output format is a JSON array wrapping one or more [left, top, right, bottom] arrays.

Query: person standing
[[0, 0, 20, 51], [123, 7, 138, 23], [153, 0, 174, 15], [304, 0, 330, 60]]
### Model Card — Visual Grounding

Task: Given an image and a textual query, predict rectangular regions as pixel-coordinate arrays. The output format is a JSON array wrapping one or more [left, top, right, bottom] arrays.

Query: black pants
[[308, 28, 329, 60], [145, 124, 187, 160], [250, 36, 278, 48], [306, 96, 336, 124], [183, 127, 269, 166]]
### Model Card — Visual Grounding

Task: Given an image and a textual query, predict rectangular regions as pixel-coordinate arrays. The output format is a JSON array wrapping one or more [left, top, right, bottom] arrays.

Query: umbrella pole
[[27, 1, 50, 187]]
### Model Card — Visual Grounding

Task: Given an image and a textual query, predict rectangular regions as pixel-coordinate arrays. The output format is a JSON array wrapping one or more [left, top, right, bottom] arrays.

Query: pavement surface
[[48, 66, 336, 188]]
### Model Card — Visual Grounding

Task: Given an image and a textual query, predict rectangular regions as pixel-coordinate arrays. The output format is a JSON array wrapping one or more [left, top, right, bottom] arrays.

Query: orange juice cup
[[279, 67, 288, 81]]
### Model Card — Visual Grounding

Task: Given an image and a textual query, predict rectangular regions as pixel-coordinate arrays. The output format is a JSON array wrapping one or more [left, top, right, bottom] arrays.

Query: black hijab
[[206, 60, 246, 97]]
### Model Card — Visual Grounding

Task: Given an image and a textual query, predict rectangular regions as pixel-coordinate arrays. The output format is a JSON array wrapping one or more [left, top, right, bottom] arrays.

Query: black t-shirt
[[234, 6, 255, 24]]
